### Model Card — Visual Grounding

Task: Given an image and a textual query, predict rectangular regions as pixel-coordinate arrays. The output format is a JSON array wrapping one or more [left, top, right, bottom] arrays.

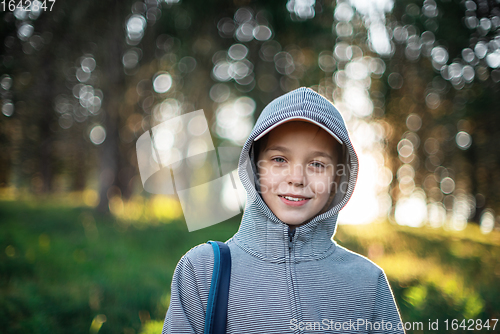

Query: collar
[[232, 190, 339, 263]]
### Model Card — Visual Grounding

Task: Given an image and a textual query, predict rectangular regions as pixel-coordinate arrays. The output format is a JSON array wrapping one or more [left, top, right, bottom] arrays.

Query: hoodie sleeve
[[161, 254, 206, 334], [370, 271, 406, 334]]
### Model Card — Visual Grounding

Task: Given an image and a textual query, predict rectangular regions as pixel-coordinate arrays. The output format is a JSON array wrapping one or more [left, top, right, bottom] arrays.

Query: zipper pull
[[288, 227, 296, 251]]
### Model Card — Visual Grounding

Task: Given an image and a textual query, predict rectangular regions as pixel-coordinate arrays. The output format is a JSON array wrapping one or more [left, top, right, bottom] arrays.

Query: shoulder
[[331, 243, 385, 279], [183, 239, 236, 261], [170, 242, 217, 292], [177, 239, 236, 268], [173, 240, 236, 286], [177, 242, 215, 269], [184, 242, 215, 258]]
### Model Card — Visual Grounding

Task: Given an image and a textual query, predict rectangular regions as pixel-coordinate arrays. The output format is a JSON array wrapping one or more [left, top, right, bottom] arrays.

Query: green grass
[[0, 200, 239, 334], [1, 199, 499, 333], [335, 222, 500, 333]]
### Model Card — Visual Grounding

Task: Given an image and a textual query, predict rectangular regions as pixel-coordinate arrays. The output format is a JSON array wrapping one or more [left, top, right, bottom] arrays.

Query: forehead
[[268, 120, 333, 141], [260, 121, 339, 156]]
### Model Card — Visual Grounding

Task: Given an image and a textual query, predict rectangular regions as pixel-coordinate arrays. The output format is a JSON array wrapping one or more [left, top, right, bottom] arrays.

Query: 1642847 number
[[1, 0, 56, 12], [444, 319, 498, 331]]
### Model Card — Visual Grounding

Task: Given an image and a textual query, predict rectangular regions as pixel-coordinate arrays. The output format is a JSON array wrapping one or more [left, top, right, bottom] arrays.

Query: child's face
[[256, 121, 340, 227]]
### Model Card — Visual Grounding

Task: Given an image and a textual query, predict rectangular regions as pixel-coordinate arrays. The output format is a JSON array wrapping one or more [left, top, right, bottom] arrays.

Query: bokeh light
[[480, 210, 495, 234], [89, 125, 106, 145], [153, 73, 173, 94], [456, 131, 472, 150], [2, 102, 14, 117], [395, 191, 428, 227]]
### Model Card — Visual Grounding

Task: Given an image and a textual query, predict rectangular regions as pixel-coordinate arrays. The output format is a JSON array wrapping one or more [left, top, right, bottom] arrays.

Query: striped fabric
[[162, 87, 405, 333]]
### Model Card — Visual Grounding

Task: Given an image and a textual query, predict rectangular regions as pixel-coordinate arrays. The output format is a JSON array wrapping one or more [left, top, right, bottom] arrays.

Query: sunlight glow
[[395, 192, 427, 227], [338, 121, 390, 225]]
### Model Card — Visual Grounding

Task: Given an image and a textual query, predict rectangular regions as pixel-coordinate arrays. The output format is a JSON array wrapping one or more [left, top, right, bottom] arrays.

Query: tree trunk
[[96, 1, 127, 214]]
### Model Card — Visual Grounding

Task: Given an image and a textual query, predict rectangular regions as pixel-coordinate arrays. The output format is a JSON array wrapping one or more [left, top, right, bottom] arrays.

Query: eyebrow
[[264, 145, 334, 161]]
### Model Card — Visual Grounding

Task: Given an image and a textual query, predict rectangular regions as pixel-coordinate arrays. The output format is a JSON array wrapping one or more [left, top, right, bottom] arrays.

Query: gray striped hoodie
[[162, 87, 405, 334]]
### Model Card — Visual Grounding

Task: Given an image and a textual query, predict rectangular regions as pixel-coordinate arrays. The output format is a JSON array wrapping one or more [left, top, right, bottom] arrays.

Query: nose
[[285, 163, 305, 187]]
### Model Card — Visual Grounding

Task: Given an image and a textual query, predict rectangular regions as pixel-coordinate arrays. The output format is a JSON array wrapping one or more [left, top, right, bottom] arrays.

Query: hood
[[232, 87, 359, 262]]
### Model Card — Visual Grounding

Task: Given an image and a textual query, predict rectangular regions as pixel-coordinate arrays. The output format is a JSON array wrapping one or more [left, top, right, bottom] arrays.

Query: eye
[[272, 157, 286, 163], [311, 161, 325, 168]]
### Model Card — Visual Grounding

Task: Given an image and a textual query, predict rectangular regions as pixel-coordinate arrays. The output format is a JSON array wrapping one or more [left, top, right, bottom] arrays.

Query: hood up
[[233, 87, 359, 262]]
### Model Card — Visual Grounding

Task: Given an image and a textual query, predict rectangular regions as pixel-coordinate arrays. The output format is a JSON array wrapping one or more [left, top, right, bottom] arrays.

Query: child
[[162, 87, 405, 333]]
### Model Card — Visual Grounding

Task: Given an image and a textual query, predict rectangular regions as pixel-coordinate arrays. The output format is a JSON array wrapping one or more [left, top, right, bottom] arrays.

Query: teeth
[[283, 196, 306, 201]]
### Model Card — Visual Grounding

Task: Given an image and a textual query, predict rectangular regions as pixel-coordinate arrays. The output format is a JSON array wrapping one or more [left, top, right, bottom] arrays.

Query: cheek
[[260, 164, 284, 181], [309, 175, 335, 194], [258, 168, 278, 193], [260, 172, 282, 190]]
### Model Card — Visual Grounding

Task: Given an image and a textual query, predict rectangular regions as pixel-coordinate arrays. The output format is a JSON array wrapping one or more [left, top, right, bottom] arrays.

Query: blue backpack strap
[[205, 241, 231, 334]]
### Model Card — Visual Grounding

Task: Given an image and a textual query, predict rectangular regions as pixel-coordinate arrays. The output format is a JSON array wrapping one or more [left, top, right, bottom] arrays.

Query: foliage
[[0, 199, 238, 333], [336, 221, 500, 331], [1, 199, 499, 333], [1, 0, 499, 223]]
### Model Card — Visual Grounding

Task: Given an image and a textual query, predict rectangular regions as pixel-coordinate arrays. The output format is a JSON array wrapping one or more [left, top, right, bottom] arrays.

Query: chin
[[279, 213, 313, 226]]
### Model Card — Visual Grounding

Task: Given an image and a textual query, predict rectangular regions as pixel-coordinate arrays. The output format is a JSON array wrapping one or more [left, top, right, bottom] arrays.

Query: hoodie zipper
[[287, 226, 301, 333], [288, 227, 295, 252]]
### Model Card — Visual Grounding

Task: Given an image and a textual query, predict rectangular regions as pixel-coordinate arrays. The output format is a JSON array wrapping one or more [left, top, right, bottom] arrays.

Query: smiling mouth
[[278, 195, 310, 202]]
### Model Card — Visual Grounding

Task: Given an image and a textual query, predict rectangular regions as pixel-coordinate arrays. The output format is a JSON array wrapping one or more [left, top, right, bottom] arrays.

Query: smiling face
[[255, 120, 341, 227]]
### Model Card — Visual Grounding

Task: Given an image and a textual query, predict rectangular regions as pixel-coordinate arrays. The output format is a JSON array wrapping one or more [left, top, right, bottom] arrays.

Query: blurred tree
[[1, 0, 499, 226], [383, 0, 500, 227], [1, 0, 151, 212]]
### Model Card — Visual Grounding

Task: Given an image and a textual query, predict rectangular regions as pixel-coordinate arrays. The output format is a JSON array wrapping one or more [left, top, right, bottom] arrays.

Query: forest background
[[1, 0, 500, 333]]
